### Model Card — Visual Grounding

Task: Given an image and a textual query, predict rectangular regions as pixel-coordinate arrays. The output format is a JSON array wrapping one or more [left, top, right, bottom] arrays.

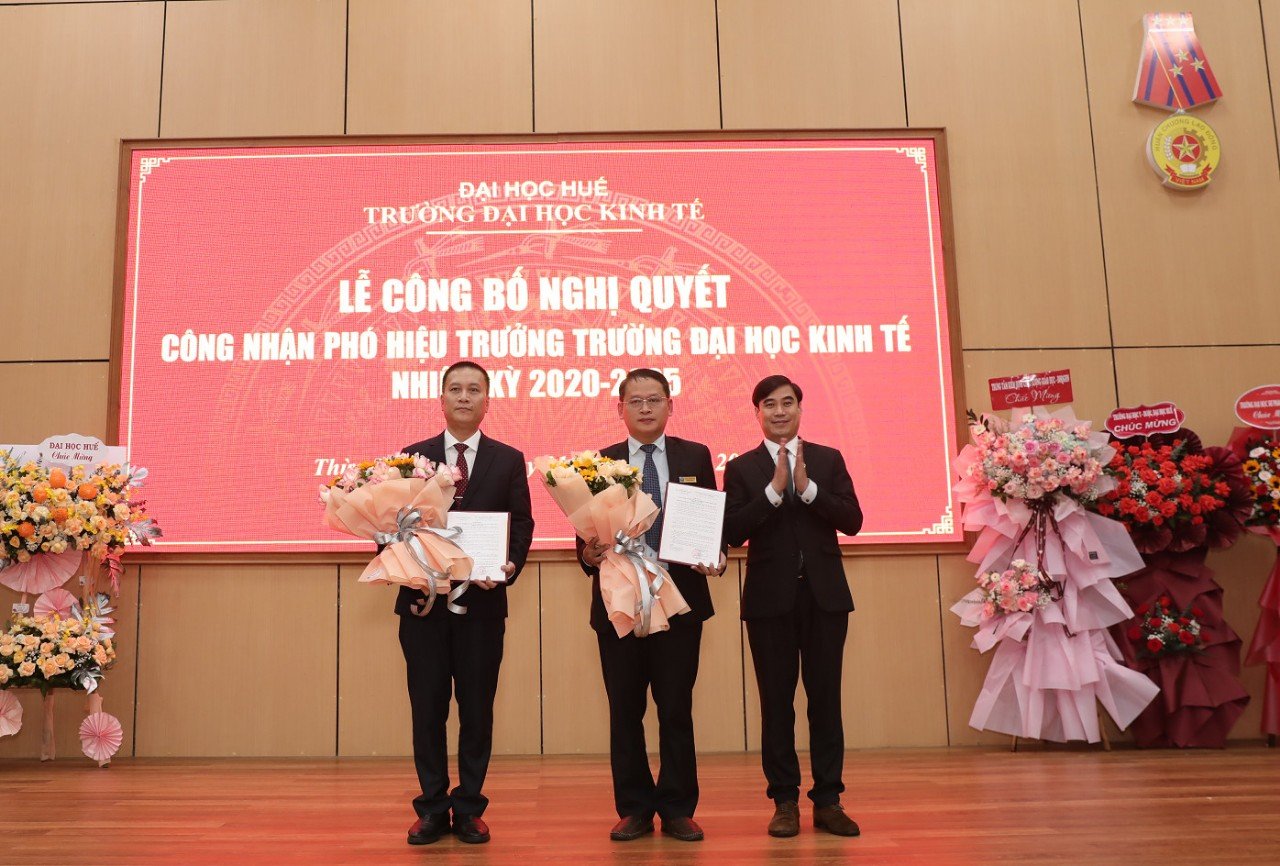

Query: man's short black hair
[[751, 374, 802, 407], [443, 360, 490, 389], [617, 368, 671, 399]]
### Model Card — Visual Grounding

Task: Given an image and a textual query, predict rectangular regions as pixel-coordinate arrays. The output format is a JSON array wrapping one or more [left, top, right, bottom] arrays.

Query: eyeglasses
[[624, 397, 667, 409]]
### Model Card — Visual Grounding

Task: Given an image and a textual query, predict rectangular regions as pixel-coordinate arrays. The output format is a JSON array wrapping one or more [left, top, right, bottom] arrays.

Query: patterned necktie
[[640, 443, 664, 551], [454, 443, 469, 500], [780, 444, 795, 500]]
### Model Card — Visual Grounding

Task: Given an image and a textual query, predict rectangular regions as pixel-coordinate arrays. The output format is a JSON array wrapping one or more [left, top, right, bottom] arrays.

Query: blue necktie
[[640, 443, 664, 552]]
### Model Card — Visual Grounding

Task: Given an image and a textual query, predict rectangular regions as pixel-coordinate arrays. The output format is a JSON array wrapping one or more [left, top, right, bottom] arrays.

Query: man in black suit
[[398, 360, 534, 846], [578, 368, 724, 843], [723, 374, 863, 839]]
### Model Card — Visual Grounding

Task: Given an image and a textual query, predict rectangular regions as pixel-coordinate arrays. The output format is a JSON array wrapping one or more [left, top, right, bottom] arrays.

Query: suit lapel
[[420, 434, 446, 464], [749, 441, 775, 488]]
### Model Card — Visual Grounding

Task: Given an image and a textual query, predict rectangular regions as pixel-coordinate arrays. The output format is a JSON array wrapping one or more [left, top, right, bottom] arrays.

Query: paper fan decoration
[[0, 549, 83, 594], [79, 712, 123, 763], [34, 587, 78, 619], [0, 691, 22, 737]]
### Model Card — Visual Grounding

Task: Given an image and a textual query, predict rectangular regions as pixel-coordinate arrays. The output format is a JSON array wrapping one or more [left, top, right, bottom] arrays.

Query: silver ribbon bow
[[73, 668, 103, 694], [612, 530, 667, 637], [374, 507, 469, 617]]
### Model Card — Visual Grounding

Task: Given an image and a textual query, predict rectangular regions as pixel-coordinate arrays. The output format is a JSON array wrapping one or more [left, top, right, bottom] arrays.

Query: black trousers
[[745, 576, 848, 807], [398, 611, 505, 818], [595, 622, 703, 820]]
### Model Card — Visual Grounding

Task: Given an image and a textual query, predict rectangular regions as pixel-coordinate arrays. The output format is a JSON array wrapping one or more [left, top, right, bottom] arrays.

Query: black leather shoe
[[452, 813, 491, 844], [407, 812, 449, 845], [813, 803, 860, 837], [610, 814, 655, 841], [661, 815, 704, 842], [767, 801, 800, 837]]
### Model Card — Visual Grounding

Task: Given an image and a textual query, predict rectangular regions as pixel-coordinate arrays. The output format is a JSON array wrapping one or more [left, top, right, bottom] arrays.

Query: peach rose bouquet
[[321, 453, 473, 615], [535, 451, 689, 637]]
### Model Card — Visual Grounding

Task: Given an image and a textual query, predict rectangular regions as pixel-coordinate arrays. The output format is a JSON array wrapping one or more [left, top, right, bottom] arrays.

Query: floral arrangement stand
[[1098, 430, 1252, 747], [952, 407, 1159, 745], [0, 450, 154, 765], [1228, 427, 1280, 743]]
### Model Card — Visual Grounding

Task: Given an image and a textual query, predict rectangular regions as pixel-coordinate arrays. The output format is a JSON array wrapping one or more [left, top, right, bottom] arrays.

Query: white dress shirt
[[443, 429, 482, 476], [762, 438, 818, 507]]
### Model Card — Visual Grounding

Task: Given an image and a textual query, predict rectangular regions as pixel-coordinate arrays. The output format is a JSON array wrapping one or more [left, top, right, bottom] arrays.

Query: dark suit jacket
[[723, 440, 862, 621], [393, 432, 534, 619], [577, 436, 719, 634]]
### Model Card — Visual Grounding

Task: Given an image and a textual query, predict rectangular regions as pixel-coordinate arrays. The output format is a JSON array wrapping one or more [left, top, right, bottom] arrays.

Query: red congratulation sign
[[987, 369, 1073, 410], [1235, 385, 1280, 429], [115, 136, 962, 552], [1105, 403, 1187, 439]]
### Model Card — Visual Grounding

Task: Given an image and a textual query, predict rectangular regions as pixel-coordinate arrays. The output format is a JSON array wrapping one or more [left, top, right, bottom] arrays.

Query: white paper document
[[657, 483, 726, 568], [446, 511, 511, 583]]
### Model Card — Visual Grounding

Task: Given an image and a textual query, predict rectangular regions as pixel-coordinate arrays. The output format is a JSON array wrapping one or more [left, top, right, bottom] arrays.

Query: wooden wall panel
[[746, 555, 949, 751], [336, 567, 410, 755], [161, 0, 346, 138], [1114, 346, 1280, 447], [134, 564, 337, 756], [1081, 1, 1280, 347], [540, 560, 610, 753], [0, 363, 110, 444], [0, 567, 138, 760], [1265, 1, 1280, 155], [902, 0, 1110, 350], [718, 0, 906, 129], [347, 0, 532, 135], [495, 566, 543, 754], [0, 3, 162, 362], [843, 555, 948, 746], [533, 0, 720, 132], [961, 349, 1119, 423]]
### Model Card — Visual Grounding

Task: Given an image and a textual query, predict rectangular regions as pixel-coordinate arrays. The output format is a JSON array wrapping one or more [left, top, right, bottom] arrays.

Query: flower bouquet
[[321, 453, 472, 615], [1097, 430, 1252, 747], [534, 450, 689, 637], [0, 611, 116, 695], [952, 407, 1158, 743], [1128, 596, 1207, 658], [1229, 427, 1280, 736], [0, 454, 159, 596]]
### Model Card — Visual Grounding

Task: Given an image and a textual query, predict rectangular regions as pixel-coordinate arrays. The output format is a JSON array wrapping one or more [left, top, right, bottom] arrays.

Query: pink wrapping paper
[[324, 475, 473, 593]]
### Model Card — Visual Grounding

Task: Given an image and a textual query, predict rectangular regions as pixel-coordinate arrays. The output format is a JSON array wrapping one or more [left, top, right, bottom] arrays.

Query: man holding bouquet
[[579, 368, 725, 843], [398, 360, 534, 846], [723, 374, 863, 839]]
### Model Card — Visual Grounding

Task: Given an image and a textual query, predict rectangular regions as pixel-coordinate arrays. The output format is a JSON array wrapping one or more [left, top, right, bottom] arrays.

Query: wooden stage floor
[[3, 747, 1279, 865]]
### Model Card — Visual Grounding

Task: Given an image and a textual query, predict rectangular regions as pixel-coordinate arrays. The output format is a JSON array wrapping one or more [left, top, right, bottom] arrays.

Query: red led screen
[[116, 135, 962, 552]]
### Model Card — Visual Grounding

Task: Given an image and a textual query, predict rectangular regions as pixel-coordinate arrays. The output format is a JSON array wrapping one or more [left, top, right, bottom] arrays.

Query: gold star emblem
[[1170, 64, 1184, 76], [1192, 58, 1206, 72], [1173, 138, 1199, 160], [1175, 49, 1190, 62]]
